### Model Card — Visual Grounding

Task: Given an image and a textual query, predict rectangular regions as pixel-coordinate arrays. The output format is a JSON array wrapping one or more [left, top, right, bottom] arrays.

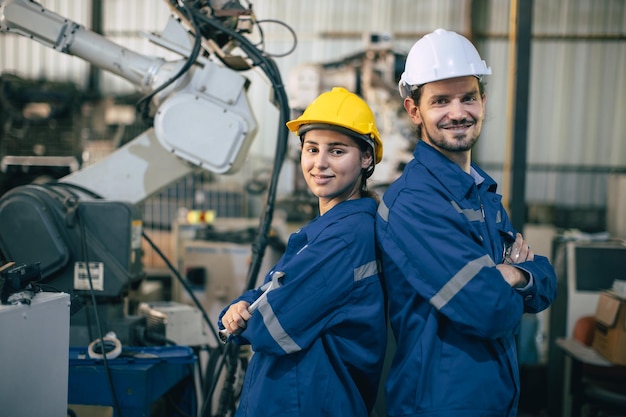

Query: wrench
[[219, 271, 284, 343]]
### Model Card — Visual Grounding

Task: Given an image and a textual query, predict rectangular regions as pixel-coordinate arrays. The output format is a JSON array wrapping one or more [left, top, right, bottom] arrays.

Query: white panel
[[0, 292, 70, 417]]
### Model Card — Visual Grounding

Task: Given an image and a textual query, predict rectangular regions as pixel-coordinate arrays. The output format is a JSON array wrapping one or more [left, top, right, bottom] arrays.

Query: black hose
[[185, 6, 292, 417]]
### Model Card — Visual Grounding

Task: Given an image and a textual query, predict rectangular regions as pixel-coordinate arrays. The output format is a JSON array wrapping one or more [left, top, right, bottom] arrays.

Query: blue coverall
[[376, 141, 557, 417], [219, 197, 387, 417]]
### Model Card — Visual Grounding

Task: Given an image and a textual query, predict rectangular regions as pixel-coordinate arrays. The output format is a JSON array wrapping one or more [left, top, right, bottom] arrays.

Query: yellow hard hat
[[286, 87, 383, 164]]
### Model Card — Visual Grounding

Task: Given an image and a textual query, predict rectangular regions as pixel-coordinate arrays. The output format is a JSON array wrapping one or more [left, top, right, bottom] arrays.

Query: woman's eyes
[[304, 147, 345, 155]]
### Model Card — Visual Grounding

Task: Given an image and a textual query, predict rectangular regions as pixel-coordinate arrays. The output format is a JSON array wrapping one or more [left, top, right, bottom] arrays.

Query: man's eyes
[[431, 96, 477, 105]]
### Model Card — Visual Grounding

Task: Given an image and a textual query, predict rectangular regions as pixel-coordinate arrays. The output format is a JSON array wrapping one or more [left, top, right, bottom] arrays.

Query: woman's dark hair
[[409, 79, 486, 140], [351, 135, 379, 202]]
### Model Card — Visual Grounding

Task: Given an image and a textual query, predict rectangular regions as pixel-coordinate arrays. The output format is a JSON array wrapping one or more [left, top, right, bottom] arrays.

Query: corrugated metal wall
[[477, 0, 626, 211], [1, 0, 625, 215]]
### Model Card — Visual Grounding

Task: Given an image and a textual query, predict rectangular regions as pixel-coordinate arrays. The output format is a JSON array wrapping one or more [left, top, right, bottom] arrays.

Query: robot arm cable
[[135, 4, 204, 123], [184, 4, 291, 292], [253, 19, 298, 58], [76, 208, 125, 417], [180, 6, 292, 417]]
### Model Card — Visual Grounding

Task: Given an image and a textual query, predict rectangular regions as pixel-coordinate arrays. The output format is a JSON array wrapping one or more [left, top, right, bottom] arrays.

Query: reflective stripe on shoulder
[[258, 300, 302, 354], [430, 254, 495, 310], [377, 199, 389, 222], [296, 244, 308, 255], [450, 201, 484, 223], [354, 260, 378, 282]]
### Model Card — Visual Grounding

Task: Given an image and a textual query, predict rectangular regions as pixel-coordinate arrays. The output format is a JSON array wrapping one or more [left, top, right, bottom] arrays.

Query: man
[[376, 28, 557, 417]]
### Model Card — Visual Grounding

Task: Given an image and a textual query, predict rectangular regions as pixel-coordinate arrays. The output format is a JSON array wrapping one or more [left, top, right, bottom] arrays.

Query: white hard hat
[[398, 28, 492, 99]]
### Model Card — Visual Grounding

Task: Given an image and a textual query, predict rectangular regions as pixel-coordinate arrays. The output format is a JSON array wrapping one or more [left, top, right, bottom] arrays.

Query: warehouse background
[[1, 0, 624, 228], [1, 1, 625, 416]]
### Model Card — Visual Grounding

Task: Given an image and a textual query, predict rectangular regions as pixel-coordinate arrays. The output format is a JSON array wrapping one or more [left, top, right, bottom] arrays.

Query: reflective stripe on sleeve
[[258, 299, 302, 354], [377, 200, 389, 222], [450, 201, 484, 223], [430, 254, 495, 310], [354, 260, 378, 282], [259, 280, 272, 291]]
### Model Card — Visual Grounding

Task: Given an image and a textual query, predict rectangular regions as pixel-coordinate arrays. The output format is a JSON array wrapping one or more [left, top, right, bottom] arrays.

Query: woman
[[219, 87, 386, 416]]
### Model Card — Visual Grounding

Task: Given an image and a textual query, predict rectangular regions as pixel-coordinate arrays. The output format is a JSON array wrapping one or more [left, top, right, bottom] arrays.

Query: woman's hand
[[222, 301, 252, 335]]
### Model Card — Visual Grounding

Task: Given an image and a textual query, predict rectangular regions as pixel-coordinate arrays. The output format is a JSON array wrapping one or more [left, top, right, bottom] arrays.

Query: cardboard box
[[592, 291, 626, 365]]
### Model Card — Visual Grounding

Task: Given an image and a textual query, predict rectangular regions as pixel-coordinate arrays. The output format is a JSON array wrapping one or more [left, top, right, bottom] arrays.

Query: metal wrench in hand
[[219, 271, 284, 343]]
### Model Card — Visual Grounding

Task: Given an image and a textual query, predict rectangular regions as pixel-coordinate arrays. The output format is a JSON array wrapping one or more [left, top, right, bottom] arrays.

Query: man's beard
[[422, 123, 480, 153]]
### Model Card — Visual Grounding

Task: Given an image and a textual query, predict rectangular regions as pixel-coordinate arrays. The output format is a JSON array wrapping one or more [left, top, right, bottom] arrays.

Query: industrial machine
[[0, 0, 291, 362], [0, 1, 292, 415]]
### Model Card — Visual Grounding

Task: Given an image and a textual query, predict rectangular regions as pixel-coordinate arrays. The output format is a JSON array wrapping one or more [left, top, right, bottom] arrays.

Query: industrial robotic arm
[[1, 0, 259, 203], [0, 5, 292, 416], [0, 0, 291, 320]]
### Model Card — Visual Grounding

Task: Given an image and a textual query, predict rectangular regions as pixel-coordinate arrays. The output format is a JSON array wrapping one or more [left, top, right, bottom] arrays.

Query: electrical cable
[[200, 345, 222, 414], [186, 0, 291, 295], [253, 19, 298, 58], [37, 183, 95, 334], [83, 297, 95, 342], [48, 4, 293, 415], [183, 5, 293, 417], [77, 206, 125, 417], [204, 344, 230, 416], [142, 230, 224, 352], [135, 2, 204, 124], [51, 181, 225, 413]]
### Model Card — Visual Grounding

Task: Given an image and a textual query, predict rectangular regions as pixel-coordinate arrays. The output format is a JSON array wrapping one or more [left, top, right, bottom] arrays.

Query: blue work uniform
[[376, 141, 557, 417], [219, 197, 387, 417]]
